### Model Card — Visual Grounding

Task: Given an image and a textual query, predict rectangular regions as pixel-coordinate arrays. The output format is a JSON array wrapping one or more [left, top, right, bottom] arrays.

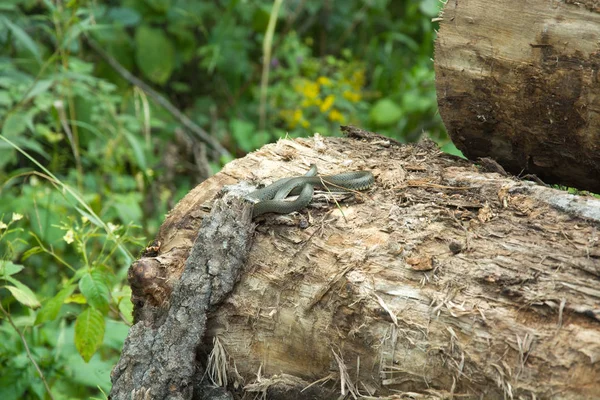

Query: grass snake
[[247, 164, 374, 217]]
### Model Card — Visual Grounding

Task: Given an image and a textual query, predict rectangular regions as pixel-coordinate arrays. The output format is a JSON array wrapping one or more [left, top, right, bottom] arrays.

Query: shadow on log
[[112, 127, 600, 399]]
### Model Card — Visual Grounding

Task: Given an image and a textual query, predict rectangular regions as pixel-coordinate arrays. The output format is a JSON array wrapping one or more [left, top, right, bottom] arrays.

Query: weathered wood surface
[[123, 130, 600, 399], [434, 0, 600, 193]]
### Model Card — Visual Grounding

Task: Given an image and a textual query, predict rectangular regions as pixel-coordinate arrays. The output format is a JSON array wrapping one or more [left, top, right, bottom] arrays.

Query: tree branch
[[85, 36, 232, 160]]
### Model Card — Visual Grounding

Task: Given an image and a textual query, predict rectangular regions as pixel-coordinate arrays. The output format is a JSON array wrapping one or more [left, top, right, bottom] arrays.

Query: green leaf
[[75, 206, 104, 227], [104, 319, 131, 350], [420, 0, 441, 17], [230, 118, 256, 152], [3, 278, 41, 309], [0, 261, 24, 276], [0, 90, 12, 107], [389, 32, 419, 53], [61, 17, 96, 49], [24, 79, 54, 102], [401, 90, 432, 113], [441, 142, 466, 159], [74, 307, 105, 362], [35, 285, 76, 325], [135, 25, 175, 84], [116, 286, 134, 325], [1, 17, 41, 63], [144, 0, 170, 13], [66, 351, 113, 391], [79, 270, 110, 311], [111, 193, 143, 224], [370, 98, 403, 127], [2, 113, 29, 137], [107, 7, 141, 27], [122, 129, 147, 170], [21, 246, 44, 261]]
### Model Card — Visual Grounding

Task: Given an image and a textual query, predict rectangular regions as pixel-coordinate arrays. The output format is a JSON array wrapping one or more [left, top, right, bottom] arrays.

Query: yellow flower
[[12, 213, 23, 221], [301, 119, 310, 128], [279, 108, 305, 129], [342, 90, 362, 103], [320, 95, 335, 113], [317, 76, 332, 86], [292, 109, 303, 123], [296, 80, 320, 100], [301, 98, 318, 108], [328, 109, 346, 123]]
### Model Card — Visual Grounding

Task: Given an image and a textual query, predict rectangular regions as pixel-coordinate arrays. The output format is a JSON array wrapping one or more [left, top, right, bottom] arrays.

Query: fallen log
[[114, 128, 600, 399], [434, 0, 600, 193]]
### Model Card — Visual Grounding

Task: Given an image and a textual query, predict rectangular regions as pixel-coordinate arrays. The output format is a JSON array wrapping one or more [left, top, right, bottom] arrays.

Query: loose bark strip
[[109, 199, 253, 400]]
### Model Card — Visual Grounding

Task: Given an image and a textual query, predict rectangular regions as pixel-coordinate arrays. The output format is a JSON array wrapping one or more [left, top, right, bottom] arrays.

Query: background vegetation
[[0, 0, 448, 398]]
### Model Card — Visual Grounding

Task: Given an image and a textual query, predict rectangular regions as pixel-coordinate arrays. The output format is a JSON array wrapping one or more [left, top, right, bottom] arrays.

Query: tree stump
[[118, 129, 600, 399], [434, 0, 600, 193]]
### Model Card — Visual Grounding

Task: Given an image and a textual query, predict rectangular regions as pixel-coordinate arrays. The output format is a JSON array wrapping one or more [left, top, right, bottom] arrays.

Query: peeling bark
[[109, 199, 253, 400]]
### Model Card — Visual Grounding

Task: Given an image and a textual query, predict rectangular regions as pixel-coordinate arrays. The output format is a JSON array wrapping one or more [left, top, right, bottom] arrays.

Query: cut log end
[[434, 0, 600, 193]]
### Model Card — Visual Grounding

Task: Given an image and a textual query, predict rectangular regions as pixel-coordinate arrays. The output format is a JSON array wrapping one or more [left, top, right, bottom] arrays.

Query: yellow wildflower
[[320, 95, 335, 113], [292, 109, 303, 125], [328, 109, 346, 123], [342, 90, 362, 103], [298, 80, 320, 100], [317, 76, 332, 86], [279, 108, 305, 129], [301, 119, 310, 128]]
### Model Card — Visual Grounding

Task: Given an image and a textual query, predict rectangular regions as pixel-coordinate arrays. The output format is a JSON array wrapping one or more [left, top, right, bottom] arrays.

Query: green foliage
[[135, 25, 175, 84], [75, 307, 106, 363], [0, 0, 453, 397], [370, 98, 404, 127]]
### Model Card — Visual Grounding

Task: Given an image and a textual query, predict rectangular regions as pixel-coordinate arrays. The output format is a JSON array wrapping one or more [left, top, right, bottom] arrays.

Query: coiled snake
[[246, 164, 374, 217]]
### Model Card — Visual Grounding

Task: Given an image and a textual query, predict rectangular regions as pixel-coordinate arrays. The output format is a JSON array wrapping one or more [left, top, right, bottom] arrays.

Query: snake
[[247, 164, 374, 217]]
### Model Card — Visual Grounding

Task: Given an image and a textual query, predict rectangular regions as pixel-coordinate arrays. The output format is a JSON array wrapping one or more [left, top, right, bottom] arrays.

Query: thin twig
[[84, 36, 231, 159], [0, 303, 55, 400]]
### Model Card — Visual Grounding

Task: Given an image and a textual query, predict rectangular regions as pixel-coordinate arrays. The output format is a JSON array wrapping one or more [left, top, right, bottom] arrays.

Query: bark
[[434, 0, 600, 193], [109, 198, 254, 400], [119, 129, 600, 399]]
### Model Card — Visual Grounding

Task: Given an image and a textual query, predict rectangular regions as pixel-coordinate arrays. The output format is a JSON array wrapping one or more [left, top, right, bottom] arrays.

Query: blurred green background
[[0, 0, 449, 398]]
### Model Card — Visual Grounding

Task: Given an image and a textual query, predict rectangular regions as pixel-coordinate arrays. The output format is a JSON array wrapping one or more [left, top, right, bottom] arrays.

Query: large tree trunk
[[434, 0, 600, 193], [118, 129, 600, 399]]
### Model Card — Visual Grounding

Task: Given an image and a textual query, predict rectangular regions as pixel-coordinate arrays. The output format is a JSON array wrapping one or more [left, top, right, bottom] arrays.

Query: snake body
[[247, 165, 374, 217]]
